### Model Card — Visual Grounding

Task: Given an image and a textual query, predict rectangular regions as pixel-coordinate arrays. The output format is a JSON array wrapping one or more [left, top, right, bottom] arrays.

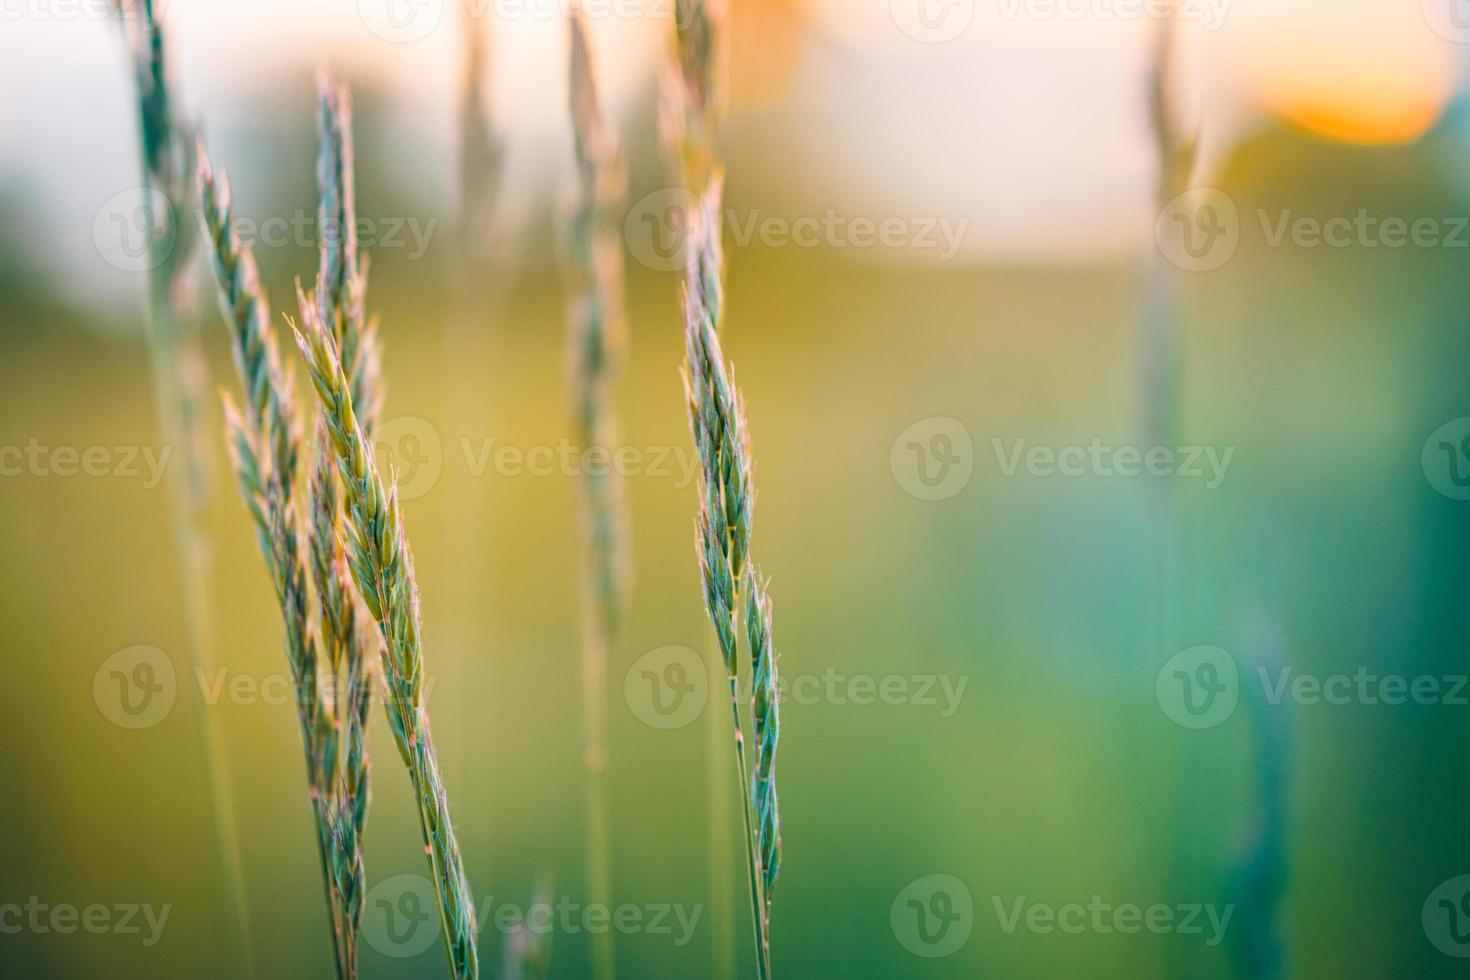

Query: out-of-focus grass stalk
[[1142, 16, 1213, 980], [563, 13, 631, 980], [117, 4, 255, 974], [663, 0, 729, 193], [448, 0, 505, 829], [499, 875, 556, 980], [661, 4, 735, 974], [1140, 6, 1194, 459], [1228, 610, 1292, 980]]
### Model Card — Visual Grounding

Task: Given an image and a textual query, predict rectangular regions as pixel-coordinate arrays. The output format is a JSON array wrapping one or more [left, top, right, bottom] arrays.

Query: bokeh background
[[4, 0, 1470, 976]]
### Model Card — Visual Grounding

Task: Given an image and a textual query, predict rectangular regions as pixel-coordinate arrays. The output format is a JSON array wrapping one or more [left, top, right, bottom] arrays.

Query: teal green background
[[3, 79, 1470, 978]]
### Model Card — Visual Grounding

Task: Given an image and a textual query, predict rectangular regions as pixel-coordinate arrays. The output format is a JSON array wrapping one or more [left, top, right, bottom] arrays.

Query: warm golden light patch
[[1232, 0, 1455, 144]]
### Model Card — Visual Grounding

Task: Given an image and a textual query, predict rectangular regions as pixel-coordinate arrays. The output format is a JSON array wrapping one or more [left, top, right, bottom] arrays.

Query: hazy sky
[[0, 0, 1463, 305]]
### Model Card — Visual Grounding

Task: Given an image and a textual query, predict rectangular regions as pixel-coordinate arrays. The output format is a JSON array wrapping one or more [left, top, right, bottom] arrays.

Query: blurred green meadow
[[5, 27, 1470, 980]]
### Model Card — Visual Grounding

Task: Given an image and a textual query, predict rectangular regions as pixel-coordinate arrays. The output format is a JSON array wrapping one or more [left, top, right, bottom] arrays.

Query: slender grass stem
[[121, 3, 254, 971], [707, 671, 735, 979], [448, 0, 504, 853], [729, 682, 770, 980], [565, 15, 630, 978]]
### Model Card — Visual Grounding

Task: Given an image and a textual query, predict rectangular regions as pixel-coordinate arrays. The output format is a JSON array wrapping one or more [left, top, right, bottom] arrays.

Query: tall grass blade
[[563, 14, 632, 979], [659, 4, 736, 972], [680, 174, 782, 980], [115, 4, 254, 973], [292, 291, 480, 980]]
